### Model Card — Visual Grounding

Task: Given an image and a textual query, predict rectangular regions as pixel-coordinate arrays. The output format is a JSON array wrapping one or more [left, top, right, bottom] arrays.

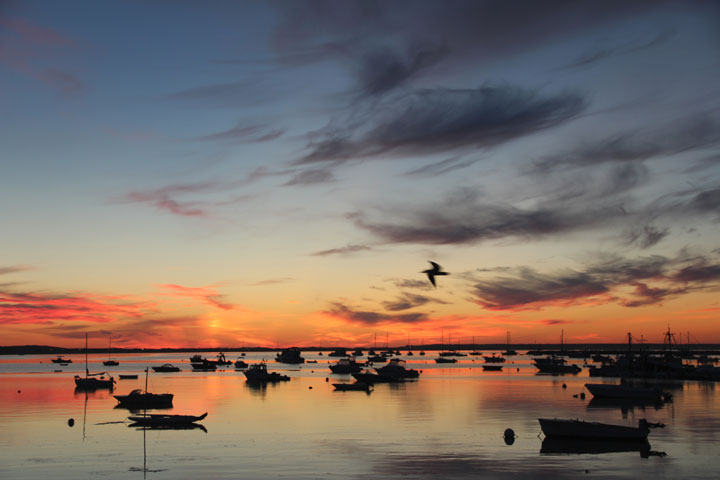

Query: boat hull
[[128, 412, 207, 426], [114, 392, 174, 408], [539, 418, 649, 440], [585, 383, 666, 401]]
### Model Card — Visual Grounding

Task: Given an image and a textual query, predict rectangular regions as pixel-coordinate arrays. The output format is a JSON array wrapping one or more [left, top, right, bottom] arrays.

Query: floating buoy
[[309, 386, 313, 390], [503, 428, 516, 445], [68, 418, 75, 427], [17, 390, 21, 394], [580, 392, 586, 399], [325, 377, 329, 382], [562, 383, 567, 389], [573, 394, 578, 398]]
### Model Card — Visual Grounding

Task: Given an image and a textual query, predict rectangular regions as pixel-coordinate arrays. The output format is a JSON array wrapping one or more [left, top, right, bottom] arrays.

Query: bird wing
[[426, 272, 437, 287]]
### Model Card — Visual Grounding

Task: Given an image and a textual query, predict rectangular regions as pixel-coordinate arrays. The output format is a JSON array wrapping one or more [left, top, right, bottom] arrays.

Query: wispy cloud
[[122, 180, 254, 217], [298, 84, 586, 164], [311, 244, 371, 256], [382, 292, 448, 312], [470, 252, 720, 311], [0, 15, 86, 95], [529, 112, 720, 173], [158, 284, 235, 310], [0, 289, 155, 324], [325, 302, 428, 326], [186, 121, 284, 143]]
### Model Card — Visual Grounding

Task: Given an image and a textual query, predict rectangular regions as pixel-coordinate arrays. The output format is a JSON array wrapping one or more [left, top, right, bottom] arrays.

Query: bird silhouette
[[422, 261, 449, 287]]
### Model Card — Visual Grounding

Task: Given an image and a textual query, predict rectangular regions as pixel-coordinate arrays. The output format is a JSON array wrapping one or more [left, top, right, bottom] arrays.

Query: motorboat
[[329, 357, 363, 374], [328, 348, 348, 357], [374, 358, 420, 379], [538, 418, 663, 440], [234, 359, 249, 369], [51, 356, 72, 364], [115, 389, 173, 409], [534, 356, 581, 374], [276, 347, 305, 364], [434, 357, 457, 363], [483, 354, 506, 363], [152, 364, 181, 372], [352, 370, 402, 384], [244, 362, 290, 382], [483, 365, 503, 371], [332, 382, 373, 392]]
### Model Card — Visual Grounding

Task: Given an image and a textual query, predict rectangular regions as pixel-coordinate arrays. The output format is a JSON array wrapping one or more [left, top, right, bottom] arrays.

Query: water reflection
[[540, 437, 655, 457], [0, 353, 718, 479]]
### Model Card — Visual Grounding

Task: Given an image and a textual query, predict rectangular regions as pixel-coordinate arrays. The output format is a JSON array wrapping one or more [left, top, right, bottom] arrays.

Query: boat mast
[[85, 333, 89, 377]]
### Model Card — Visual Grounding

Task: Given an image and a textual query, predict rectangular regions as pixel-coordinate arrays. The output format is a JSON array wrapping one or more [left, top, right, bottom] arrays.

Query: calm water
[[1, 351, 718, 479]]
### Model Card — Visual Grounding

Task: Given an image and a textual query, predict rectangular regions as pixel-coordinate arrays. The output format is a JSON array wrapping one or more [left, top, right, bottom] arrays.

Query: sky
[[1, 0, 720, 348]]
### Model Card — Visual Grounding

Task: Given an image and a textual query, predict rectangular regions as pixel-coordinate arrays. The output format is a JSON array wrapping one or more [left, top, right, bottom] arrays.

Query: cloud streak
[[470, 253, 720, 311], [298, 84, 586, 164]]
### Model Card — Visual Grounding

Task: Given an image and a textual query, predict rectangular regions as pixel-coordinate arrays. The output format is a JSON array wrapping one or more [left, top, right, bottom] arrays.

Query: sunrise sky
[[1, 1, 719, 348]]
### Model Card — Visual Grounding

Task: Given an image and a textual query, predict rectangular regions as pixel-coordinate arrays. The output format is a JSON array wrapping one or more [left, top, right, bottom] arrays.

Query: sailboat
[[502, 331, 518, 356], [74, 333, 115, 389], [114, 367, 173, 409], [103, 334, 119, 366]]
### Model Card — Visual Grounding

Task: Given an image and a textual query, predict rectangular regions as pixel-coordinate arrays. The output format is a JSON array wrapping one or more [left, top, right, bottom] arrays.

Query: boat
[[214, 352, 232, 366], [439, 350, 466, 357], [333, 382, 372, 392], [534, 355, 581, 374], [74, 333, 115, 389], [276, 347, 305, 364], [152, 364, 180, 372], [352, 370, 402, 384], [483, 364, 503, 371], [329, 357, 363, 374], [328, 348, 348, 357], [502, 333, 518, 356], [115, 388, 173, 408], [435, 357, 457, 363], [119, 374, 139, 380], [51, 356, 72, 364], [483, 354, 506, 363], [190, 356, 217, 370], [243, 362, 290, 382], [374, 358, 420, 379], [234, 359, 248, 369], [352, 348, 364, 357], [585, 383, 671, 402], [538, 418, 663, 440], [103, 334, 119, 366], [114, 368, 173, 409], [128, 412, 207, 427], [367, 354, 387, 363]]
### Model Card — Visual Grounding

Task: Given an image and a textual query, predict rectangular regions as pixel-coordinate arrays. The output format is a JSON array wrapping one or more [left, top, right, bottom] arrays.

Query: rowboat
[[538, 418, 662, 440], [128, 412, 207, 427], [119, 374, 139, 380]]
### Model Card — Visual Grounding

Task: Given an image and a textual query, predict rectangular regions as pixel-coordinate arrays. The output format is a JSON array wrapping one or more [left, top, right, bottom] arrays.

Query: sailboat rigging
[[74, 333, 115, 389], [103, 334, 119, 366]]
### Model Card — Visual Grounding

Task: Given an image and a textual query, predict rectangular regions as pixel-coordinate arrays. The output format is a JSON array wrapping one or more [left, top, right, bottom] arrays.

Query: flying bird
[[422, 261, 449, 287]]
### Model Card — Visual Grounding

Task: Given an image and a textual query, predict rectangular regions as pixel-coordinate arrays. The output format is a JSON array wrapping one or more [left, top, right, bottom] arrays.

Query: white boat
[[538, 418, 662, 440]]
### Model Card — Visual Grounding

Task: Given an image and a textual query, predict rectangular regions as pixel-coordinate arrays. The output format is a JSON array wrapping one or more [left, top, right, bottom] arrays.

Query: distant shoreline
[[2, 344, 720, 356]]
